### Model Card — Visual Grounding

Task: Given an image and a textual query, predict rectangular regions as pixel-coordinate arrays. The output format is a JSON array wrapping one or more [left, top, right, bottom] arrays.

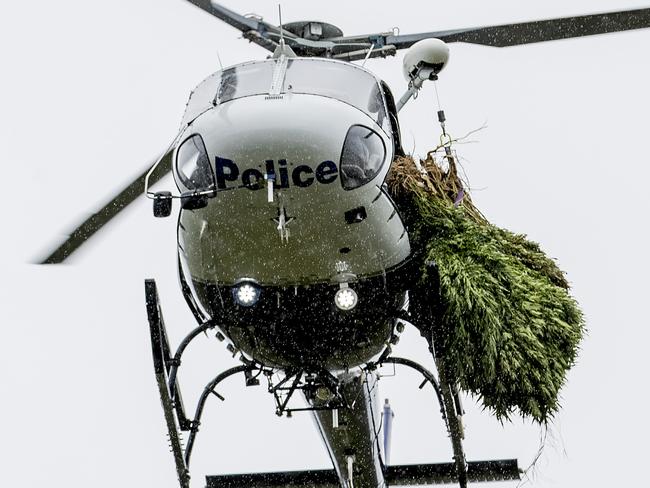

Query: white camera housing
[[402, 38, 450, 80]]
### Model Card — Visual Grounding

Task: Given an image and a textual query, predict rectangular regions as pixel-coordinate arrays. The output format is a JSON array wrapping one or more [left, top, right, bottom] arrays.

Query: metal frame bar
[[168, 321, 216, 401], [268, 367, 299, 393], [434, 356, 469, 488], [376, 355, 469, 488], [145, 280, 191, 488], [184, 364, 255, 467], [269, 368, 347, 417], [276, 370, 304, 415], [396, 66, 437, 112], [146, 279, 264, 486], [379, 357, 447, 426], [146, 279, 506, 488]]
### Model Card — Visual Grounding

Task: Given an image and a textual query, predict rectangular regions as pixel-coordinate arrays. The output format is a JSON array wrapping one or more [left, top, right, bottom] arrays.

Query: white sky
[[1, 1, 649, 487]]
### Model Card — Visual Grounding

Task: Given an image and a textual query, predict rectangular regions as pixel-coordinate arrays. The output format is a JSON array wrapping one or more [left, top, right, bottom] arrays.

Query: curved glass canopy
[[182, 59, 387, 126]]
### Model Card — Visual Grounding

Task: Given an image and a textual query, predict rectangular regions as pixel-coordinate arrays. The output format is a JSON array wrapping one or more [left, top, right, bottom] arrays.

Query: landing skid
[[207, 460, 520, 487], [370, 355, 520, 487], [146, 279, 261, 486], [145, 279, 520, 487], [145, 279, 191, 488]]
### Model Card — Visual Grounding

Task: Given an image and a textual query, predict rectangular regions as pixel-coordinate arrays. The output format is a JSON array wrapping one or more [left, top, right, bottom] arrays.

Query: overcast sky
[[1, 1, 649, 487]]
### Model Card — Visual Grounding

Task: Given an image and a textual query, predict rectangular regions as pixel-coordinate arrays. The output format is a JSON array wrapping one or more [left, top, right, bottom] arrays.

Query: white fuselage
[[175, 59, 410, 289], [169, 56, 413, 488]]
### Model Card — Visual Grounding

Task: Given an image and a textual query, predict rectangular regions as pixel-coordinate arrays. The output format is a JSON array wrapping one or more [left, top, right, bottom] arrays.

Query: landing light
[[334, 285, 358, 311], [234, 282, 260, 307]]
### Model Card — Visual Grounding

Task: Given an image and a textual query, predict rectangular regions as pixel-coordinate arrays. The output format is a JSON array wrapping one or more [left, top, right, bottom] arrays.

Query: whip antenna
[[278, 4, 285, 47]]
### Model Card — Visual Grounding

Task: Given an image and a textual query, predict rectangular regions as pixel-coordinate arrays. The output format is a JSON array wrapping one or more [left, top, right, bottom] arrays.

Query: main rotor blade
[[38, 153, 172, 264], [384, 8, 650, 49], [183, 1, 293, 52], [185, 1, 260, 33]]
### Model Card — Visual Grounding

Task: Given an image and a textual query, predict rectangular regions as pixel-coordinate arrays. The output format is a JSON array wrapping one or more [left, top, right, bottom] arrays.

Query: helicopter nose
[[195, 94, 373, 190]]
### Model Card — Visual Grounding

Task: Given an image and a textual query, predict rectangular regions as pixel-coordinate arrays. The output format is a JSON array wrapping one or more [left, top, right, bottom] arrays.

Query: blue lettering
[[241, 168, 263, 190], [264, 160, 276, 181], [278, 159, 290, 189], [215, 157, 239, 190], [292, 165, 314, 187], [214, 157, 338, 190], [316, 160, 339, 184]]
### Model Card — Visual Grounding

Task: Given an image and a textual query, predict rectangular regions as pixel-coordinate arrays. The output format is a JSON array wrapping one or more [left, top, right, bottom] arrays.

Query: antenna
[[271, 3, 295, 59], [278, 4, 285, 47], [362, 43, 375, 67]]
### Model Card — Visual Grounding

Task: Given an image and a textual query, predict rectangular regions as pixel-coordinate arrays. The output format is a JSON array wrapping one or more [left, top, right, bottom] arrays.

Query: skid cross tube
[[377, 355, 468, 488], [184, 365, 255, 468], [168, 320, 216, 402], [147, 279, 512, 488], [380, 356, 447, 426]]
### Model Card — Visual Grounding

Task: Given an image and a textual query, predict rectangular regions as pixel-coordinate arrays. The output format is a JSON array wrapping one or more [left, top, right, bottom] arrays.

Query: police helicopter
[[40, 2, 650, 487]]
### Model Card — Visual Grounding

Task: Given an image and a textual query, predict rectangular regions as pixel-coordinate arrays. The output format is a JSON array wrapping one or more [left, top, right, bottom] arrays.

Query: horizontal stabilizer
[[206, 459, 520, 487]]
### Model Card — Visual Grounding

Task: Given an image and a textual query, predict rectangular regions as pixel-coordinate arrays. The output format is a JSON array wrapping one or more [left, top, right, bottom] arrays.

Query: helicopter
[[38, 2, 650, 487]]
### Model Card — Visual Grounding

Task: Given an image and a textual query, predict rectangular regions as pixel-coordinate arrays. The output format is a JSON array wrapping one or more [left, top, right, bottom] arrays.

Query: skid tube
[[147, 280, 520, 487], [205, 354, 521, 488], [369, 354, 469, 487], [146, 279, 264, 487], [146, 279, 191, 487], [370, 354, 520, 488]]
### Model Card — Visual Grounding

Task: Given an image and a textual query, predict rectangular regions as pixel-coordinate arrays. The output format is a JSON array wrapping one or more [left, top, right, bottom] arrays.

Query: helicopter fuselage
[[39, 3, 644, 485], [174, 58, 413, 370]]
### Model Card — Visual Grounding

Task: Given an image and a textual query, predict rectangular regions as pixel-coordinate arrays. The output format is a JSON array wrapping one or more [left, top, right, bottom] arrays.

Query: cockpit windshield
[[182, 61, 274, 126], [214, 60, 275, 105], [282, 59, 387, 125], [188, 59, 387, 125]]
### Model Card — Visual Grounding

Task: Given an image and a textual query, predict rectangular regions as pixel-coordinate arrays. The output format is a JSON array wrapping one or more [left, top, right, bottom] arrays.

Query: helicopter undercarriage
[[146, 279, 521, 488], [187, 260, 415, 371]]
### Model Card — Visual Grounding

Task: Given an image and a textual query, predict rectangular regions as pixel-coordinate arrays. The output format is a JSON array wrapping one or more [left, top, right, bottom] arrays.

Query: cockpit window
[[214, 61, 274, 105], [340, 125, 386, 190], [182, 62, 274, 124], [184, 59, 389, 129], [283, 59, 388, 125], [176, 134, 215, 191]]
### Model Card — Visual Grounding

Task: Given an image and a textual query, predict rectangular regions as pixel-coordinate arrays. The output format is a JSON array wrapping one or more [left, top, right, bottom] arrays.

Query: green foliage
[[387, 155, 585, 423]]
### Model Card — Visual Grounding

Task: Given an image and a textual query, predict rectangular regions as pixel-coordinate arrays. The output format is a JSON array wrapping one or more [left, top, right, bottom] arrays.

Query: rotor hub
[[282, 21, 343, 40]]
